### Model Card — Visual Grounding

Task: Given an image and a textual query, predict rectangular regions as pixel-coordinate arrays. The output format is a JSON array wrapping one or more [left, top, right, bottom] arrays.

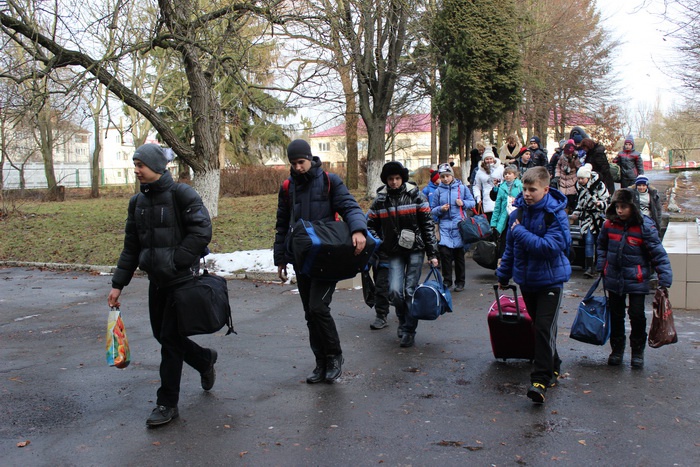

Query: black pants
[[296, 274, 342, 362], [373, 262, 391, 318], [438, 245, 465, 287], [608, 292, 647, 342], [521, 287, 563, 385], [149, 282, 212, 408]]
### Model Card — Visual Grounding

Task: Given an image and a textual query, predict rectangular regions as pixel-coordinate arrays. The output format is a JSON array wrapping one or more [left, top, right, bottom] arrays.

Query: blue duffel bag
[[410, 266, 453, 320], [570, 276, 610, 345]]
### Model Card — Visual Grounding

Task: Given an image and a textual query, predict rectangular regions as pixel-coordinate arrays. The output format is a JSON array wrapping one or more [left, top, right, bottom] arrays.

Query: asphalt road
[[1, 265, 699, 466]]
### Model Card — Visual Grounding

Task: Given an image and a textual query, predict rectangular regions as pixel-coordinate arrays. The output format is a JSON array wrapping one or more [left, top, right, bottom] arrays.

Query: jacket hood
[[605, 188, 643, 224], [569, 126, 589, 142]]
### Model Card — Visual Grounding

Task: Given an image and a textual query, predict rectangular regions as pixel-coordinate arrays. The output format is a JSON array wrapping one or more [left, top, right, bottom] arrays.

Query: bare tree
[[1, 0, 282, 216]]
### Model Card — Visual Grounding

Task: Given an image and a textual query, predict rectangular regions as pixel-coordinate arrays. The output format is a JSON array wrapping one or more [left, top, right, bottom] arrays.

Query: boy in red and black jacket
[[597, 189, 672, 369]]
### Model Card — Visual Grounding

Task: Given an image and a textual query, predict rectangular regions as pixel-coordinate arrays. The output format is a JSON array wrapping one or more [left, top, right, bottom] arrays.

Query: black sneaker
[[454, 285, 464, 292], [370, 317, 388, 330], [201, 349, 218, 391], [527, 383, 547, 404], [399, 334, 415, 348], [146, 405, 179, 427]]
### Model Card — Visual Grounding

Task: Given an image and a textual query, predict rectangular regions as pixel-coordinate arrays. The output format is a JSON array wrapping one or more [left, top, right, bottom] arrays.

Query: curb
[[0, 261, 282, 283]]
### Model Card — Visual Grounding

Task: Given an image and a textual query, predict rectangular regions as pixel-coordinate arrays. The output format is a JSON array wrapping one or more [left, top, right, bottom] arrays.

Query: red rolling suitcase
[[487, 284, 535, 361]]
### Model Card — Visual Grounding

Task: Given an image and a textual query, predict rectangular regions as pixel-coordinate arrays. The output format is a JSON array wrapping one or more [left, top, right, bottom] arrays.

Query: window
[[318, 142, 330, 152], [336, 142, 346, 152]]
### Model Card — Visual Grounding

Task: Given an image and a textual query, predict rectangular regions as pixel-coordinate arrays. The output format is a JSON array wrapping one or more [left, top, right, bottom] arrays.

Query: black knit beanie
[[133, 144, 168, 174], [380, 161, 409, 185], [287, 139, 313, 161]]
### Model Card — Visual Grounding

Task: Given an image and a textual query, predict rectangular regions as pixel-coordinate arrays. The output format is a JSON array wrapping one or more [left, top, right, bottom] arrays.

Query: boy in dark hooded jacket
[[274, 139, 367, 384], [496, 167, 572, 404], [367, 162, 439, 348], [596, 189, 672, 369], [108, 144, 213, 427]]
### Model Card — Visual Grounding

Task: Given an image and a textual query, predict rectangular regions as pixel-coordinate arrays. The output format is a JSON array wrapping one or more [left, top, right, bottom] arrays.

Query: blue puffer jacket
[[422, 181, 440, 222], [430, 179, 475, 248], [273, 157, 367, 266], [496, 188, 572, 291], [596, 190, 672, 295]]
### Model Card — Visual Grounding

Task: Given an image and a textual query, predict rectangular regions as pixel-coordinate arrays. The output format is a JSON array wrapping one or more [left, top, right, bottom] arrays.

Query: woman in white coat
[[472, 147, 504, 222]]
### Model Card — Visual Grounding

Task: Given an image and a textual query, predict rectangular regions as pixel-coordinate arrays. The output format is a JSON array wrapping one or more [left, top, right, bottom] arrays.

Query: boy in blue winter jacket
[[597, 188, 672, 369], [496, 167, 572, 404], [430, 163, 475, 291]]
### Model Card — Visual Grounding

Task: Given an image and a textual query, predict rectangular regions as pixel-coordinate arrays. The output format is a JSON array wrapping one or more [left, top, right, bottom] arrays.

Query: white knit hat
[[577, 163, 593, 179]]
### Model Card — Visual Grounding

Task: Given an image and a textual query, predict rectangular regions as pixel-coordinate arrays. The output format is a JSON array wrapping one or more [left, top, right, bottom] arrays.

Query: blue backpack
[[410, 266, 453, 320]]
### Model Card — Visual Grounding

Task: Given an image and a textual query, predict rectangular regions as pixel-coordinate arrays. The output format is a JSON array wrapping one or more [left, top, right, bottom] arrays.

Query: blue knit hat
[[635, 175, 649, 186]]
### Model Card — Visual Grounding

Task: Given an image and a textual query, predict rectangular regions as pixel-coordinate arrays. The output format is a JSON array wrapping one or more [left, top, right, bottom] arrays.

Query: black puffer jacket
[[112, 171, 212, 289], [273, 157, 367, 266], [366, 182, 439, 260]]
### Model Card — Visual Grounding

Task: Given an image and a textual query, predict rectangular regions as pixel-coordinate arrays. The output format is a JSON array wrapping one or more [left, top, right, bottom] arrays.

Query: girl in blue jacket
[[430, 163, 475, 291], [597, 188, 672, 369]]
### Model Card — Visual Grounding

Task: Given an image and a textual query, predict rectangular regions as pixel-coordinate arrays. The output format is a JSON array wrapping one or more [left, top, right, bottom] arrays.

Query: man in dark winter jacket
[[367, 162, 439, 348], [580, 138, 614, 195], [274, 139, 367, 384], [108, 144, 214, 427], [527, 136, 548, 167], [613, 135, 644, 188], [569, 126, 589, 162]]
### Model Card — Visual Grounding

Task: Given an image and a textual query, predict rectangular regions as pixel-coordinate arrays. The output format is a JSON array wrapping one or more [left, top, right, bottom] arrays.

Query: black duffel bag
[[473, 240, 499, 270], [172, 270, 235, 336], [291, 220, 380, 281]]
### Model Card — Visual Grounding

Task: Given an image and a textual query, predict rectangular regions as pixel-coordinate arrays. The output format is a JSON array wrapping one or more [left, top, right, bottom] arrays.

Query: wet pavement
[[1, 265, 699, 466]]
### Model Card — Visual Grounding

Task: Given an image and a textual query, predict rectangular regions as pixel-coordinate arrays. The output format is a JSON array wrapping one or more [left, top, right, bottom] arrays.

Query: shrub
[[220, 166, 289, 196]]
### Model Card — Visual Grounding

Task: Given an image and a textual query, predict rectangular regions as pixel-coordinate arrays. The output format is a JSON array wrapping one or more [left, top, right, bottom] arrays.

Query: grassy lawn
[[0, 188, 371, 266]]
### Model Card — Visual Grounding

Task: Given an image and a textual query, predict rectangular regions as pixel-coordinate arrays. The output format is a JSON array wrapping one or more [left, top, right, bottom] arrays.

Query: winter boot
[[583, 257, 596, 278], [325, 354, 344, 382], [607, 337, 625, 366], [630, 338, 646, 369]]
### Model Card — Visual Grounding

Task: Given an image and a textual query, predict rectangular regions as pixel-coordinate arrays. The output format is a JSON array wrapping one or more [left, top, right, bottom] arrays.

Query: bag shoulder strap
[[583, 275, 605, 301]]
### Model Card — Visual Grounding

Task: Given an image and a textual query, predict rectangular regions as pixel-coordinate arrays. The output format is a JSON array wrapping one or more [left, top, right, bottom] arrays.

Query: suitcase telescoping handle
[[492, 284, 522, 320]]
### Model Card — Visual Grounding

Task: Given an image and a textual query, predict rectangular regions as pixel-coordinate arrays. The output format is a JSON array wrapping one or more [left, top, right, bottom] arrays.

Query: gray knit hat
[[133, 144, 168, 174]]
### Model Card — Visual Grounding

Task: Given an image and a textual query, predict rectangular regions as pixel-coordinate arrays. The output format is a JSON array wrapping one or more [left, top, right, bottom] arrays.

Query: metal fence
[[1, 164, 164, 189]]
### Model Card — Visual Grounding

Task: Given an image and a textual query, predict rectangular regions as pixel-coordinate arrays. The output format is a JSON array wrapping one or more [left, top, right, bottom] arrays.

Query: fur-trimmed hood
[[605, 188, 643, 224]]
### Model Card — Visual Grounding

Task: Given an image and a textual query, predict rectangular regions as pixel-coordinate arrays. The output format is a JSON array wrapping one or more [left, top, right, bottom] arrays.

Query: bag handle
[[583, 275, 605, 301], [492, 284, 522, 319], [458, 185, 464, 220], [424, 265, 445, 289]]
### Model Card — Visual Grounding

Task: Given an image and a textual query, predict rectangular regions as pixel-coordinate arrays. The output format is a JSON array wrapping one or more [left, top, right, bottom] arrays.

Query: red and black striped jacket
[[367, 182, 439, 260], [596, 201, 672, 295]]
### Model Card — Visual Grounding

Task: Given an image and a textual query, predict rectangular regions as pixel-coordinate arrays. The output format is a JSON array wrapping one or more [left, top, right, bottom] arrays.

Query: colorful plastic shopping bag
[[106, 307, 130, 368]]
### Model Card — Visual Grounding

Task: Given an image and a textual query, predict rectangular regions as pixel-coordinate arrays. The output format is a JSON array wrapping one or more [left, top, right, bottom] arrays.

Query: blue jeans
[[387, 251, 425, 335], [584, 230, 596, 258]]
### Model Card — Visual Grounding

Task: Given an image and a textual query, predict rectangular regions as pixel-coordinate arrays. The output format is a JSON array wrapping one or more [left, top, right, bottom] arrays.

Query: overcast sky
[[596, 0, 682, 111]]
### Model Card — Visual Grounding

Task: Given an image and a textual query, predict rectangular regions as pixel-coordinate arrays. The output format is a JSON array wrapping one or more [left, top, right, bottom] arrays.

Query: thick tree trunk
[[193, 167, 220, 218], [365, 122, 387, 198]]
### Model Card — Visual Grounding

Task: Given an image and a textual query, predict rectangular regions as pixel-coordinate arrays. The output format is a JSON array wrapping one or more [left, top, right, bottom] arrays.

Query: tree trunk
[[38, 109, 60, 201], [458, 121, 466, 176], [192, 167, 220, 218], [365, 121, 387, 198], [438, 110, 450, 164], [340, 64, 359, 189], [90, 116, 101, 199]]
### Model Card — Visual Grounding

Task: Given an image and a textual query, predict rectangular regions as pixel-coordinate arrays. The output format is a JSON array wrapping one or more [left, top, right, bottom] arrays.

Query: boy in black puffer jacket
[[108, 144, 213, 427], [274, 139, 367, 385]]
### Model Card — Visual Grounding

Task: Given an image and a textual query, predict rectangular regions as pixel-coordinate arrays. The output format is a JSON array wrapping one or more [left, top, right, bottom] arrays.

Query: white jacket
[[473, 160, 504, 213]]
